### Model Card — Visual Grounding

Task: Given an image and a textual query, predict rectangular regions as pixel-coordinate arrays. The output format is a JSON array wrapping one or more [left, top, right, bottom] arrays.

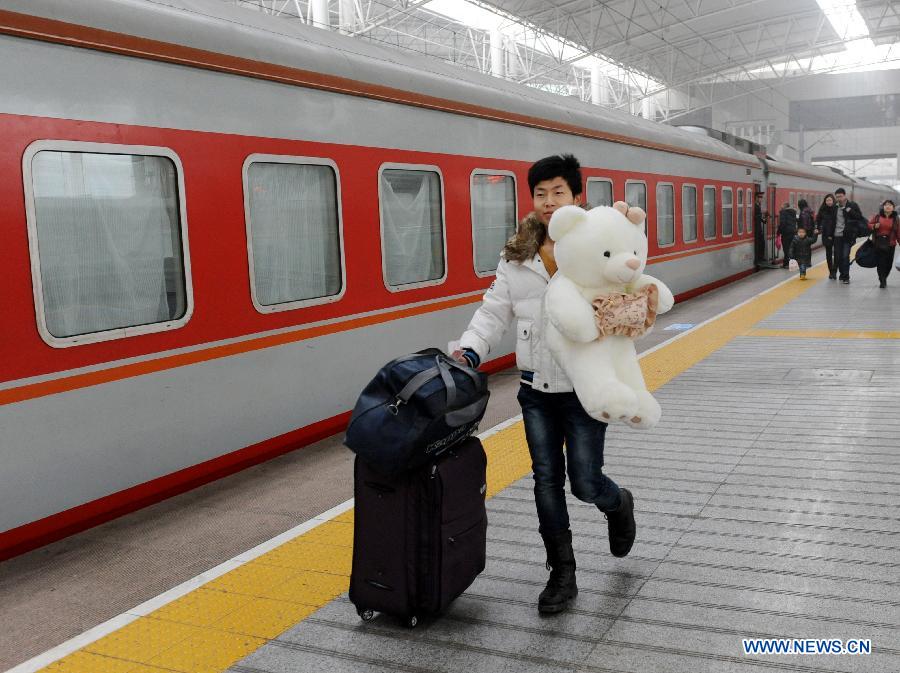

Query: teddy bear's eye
[[603, 251, 611, 258], [634, 251, 637, 255]]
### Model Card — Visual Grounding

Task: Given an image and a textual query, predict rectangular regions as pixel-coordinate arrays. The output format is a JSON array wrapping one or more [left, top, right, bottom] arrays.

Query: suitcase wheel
[[404, 615, 418, 628], [357, 608, 376, 622]]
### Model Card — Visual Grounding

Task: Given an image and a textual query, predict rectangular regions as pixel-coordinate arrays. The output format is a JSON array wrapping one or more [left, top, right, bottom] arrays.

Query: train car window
[[656, 183, 675, 246], [682, 185, 698, 242], [379, 165, 446, 290], [722, 187, 734, 236], [471, 171, 517, 276], [737, 188, 745, 234], [244, 157, 344, 312], [24, 142, 192, 347], [746, 188, 753, 233], [703, 186, 716, 239], [625, 181, 647, 234], [789, 192, 796, 208], [586, 178, 613, 207], [625, 181, 647, 211]]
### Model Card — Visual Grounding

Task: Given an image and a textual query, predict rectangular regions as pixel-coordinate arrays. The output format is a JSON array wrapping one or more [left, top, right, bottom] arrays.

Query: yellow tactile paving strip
[[746, 328, 900, 339], [39, 266, 830, 673]]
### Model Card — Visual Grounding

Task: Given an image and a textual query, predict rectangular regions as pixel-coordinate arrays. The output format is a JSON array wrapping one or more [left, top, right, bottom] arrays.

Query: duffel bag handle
[[445, 395, 489, 427], [390, 364, 440, 414], [386, 351, 481, 415], [437, 353, 485, 390], [436, 357, 457, 409]]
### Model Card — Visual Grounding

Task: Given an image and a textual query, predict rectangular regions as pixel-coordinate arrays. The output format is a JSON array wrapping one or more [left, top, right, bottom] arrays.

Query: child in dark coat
[[789, 226, 818, 280]]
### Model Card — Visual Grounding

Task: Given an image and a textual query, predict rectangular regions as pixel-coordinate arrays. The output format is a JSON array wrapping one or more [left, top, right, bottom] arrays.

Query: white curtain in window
[[472, 174, 515, 274], [657, 184, 674, 245], [703, 187, 716, 238], [248, 163, 341, 306], [683, 186, 697, 241], [32, 152, 183, 338], [625, 182, 647, 211], [722, 189, 734, 235], [587, 180, 613, 208], [626, 183, 647, 234], [381, 170, 444, 286]]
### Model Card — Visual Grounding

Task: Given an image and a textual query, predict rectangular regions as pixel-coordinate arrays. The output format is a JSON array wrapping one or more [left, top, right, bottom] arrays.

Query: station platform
[[5, 256, 900, 673]]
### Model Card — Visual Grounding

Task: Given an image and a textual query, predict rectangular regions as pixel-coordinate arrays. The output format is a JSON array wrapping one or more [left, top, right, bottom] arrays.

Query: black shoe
[[829, 274, 836, 280], [841, 278, 850, 284], [538, 530, 577, 614], [880, 280, 887, 288], [605, 488, 636, 558]]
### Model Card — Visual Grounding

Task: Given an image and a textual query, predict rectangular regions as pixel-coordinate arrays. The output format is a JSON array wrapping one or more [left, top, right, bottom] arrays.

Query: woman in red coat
[[868, 200, 900, 288]]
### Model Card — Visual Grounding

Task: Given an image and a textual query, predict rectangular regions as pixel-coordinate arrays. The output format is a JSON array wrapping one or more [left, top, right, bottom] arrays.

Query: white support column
[[591, 63, 602, 105], [591, 63, 615, 106], [310, 0, 331, 29], [338, 0, 356, 32], [491, 29, 505, 79], [641, 96, 654, 120], [507, 42, 518, 79]]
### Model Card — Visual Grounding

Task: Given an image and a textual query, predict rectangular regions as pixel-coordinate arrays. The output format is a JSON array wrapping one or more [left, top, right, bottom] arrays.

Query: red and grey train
[[1, 0, 896, 558]]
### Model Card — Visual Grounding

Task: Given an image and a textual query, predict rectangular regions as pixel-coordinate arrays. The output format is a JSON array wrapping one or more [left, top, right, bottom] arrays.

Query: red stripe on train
[[0, 352, 516, 561]]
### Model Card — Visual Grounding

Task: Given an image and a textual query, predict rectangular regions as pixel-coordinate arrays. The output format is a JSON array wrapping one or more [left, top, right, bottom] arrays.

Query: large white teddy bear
[[545, 202, 674, 429]]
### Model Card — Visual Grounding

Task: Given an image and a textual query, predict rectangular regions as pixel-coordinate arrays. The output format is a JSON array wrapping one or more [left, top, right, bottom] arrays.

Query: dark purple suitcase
[[349, 436, 487, 627]]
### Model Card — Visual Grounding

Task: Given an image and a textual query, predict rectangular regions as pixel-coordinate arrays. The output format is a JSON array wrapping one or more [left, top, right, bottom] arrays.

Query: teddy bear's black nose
[[603, 251, 611, 258]]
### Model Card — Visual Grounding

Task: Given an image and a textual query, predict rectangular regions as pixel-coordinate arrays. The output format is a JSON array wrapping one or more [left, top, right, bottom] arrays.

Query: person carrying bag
[[867, 199, 900, 288]]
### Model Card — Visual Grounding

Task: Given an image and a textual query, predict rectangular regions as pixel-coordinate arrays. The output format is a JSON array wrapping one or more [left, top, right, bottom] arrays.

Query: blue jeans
[[798, 262, 808, 275], [517, 383, 622, 534], [836, 235, 852, 280]]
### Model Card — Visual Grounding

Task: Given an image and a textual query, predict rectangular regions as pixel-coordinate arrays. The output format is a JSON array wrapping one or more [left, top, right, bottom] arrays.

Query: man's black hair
[[834, 187, 846, 195], [528, 154, 582, 196]]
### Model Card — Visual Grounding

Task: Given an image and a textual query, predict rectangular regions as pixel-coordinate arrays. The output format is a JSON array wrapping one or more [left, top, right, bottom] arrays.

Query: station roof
[[478, 0, 900, 86]]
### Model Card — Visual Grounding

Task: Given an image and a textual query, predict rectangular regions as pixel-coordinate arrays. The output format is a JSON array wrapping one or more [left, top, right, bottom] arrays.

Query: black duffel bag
[[854, 238, 877, 268], [345, 348, 490, 475]]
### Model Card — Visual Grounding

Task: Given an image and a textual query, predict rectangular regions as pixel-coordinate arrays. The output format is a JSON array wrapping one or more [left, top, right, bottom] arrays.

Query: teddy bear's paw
[[657, 295, 675, 314], [559, 318, 600, 343], [584, 382, 638, 423], [625, 391, 662, 429]]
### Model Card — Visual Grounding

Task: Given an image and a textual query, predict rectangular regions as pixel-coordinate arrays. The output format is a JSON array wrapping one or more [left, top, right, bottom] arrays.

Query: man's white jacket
[[459, 254, 573, 393]]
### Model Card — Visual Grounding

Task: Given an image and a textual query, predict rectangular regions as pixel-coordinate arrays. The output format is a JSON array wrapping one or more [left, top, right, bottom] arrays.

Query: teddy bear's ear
[[613, 201, 629, 216], [626, 206, 646, 226], [548, 205, 588, 241]]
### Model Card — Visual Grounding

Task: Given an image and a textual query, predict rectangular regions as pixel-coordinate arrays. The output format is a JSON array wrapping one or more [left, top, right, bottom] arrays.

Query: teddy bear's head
[[548, 202, 648, 288]]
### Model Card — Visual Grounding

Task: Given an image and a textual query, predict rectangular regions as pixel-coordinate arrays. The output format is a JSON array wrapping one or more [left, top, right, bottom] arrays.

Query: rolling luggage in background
[[349, 436, 487, 627]]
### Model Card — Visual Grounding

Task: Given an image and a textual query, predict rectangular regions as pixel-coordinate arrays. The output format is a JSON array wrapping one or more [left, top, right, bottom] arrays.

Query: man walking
[[834, 188, 864, 284]]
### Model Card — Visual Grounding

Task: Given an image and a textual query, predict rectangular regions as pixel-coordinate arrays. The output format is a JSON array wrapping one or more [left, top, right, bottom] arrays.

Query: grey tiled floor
[[231, 262, 900, 673]]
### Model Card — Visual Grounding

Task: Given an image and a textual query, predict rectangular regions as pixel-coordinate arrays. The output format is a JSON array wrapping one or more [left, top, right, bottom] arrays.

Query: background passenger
[[797, 199, 816, 235], [789, 226, 817, 280], [834, 187, 865, 284], [817, 194, 838, 279], [777, 202, 798, 268], [867, 199, 899, 289], [753, 192, 768, 266]]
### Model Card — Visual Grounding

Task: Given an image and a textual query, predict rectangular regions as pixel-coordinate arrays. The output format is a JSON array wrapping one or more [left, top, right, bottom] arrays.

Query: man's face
[[836, 192, 847, 205], [533, 177, 581, 226]]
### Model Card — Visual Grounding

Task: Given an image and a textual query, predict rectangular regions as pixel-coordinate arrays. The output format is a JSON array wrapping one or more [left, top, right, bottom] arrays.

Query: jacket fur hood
[[503, 211, 545, 263]]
